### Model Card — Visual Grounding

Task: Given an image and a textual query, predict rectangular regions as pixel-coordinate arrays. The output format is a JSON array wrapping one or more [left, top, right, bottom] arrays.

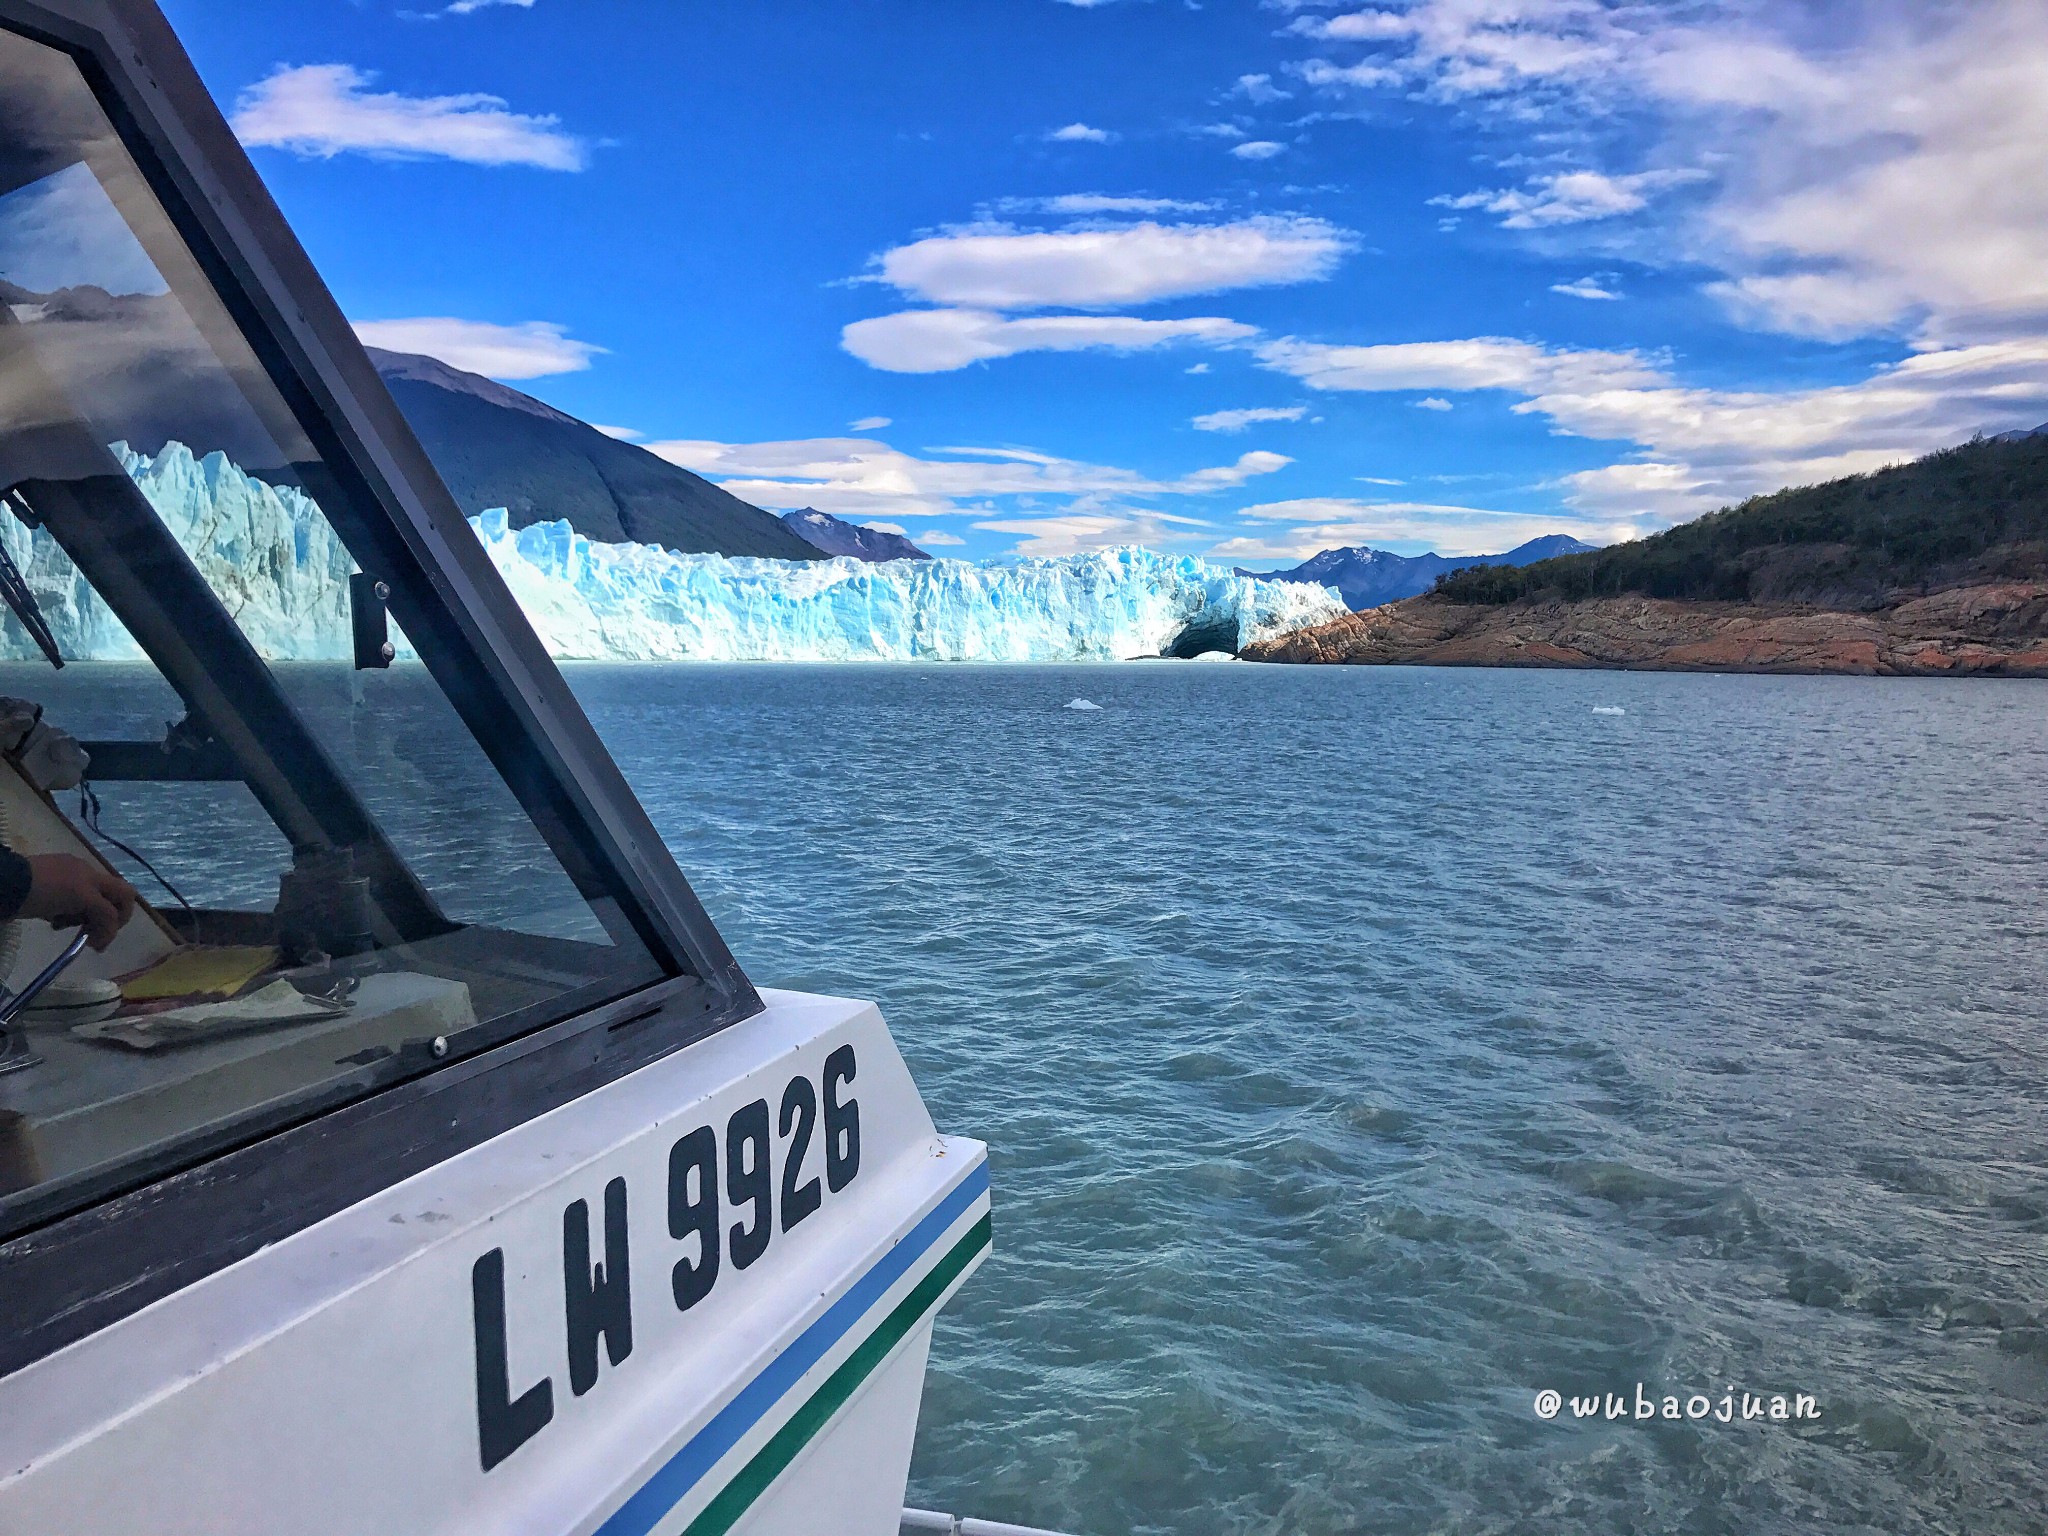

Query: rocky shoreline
[[1242, 581, 2048, 676]]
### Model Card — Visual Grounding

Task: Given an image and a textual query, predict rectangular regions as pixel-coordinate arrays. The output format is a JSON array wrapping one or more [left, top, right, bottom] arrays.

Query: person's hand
[[19, 855, 138, 951]]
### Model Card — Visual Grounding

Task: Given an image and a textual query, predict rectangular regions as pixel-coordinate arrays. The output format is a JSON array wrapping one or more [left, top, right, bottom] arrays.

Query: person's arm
[[0, 852, 139, 950], [0, 847, 30, 924]]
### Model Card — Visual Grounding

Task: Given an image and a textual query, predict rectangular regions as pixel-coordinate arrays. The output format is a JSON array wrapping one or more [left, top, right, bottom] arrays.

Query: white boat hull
[[0, 989, 989, 1536]]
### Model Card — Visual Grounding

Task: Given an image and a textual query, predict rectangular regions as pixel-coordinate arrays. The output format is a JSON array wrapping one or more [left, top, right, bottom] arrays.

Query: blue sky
[[153, 0, 2048, 562]]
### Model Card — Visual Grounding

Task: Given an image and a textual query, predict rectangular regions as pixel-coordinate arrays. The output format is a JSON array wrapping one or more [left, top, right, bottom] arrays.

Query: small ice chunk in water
[[1591, 705, 1626, 715], [1064, 698, 1104, 711]]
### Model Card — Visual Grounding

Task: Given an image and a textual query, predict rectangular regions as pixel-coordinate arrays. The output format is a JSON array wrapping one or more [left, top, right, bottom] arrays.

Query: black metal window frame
[[0, 0, 763, 1374]]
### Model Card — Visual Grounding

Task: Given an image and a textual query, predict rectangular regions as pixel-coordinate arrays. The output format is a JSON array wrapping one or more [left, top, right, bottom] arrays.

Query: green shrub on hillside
[[1434, 436, 2048, 606]]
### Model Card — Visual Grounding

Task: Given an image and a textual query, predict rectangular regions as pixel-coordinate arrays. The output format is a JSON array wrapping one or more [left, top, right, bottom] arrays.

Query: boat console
[[0, 5, 988, 1531]]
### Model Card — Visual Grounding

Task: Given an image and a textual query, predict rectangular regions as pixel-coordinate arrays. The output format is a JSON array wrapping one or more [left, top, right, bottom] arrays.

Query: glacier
[[469, 509, 1343, 661], [0, 441, 356, 664], [0, 442, 1344, 664]]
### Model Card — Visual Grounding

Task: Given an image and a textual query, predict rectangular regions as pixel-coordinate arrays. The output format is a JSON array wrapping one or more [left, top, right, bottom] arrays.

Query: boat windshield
[[0, 25, 664, 1235]]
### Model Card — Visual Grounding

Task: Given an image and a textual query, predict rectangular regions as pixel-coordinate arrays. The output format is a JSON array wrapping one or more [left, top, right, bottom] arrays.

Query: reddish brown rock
[[1241, 584, 2048, 677]]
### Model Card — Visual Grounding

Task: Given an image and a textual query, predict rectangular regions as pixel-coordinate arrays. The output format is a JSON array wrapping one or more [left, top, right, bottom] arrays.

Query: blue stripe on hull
[[596, 1159, 991, 1536]]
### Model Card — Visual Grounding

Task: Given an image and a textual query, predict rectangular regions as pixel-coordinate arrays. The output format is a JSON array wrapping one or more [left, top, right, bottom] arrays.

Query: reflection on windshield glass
[[0, 25, 664, 1235]]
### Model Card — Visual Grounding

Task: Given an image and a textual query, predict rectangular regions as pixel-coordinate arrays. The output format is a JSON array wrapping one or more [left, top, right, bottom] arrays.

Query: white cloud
[[1232, 73, 1293, 103], [920, 530, 967, 546], [1212, 499, 1627, 560], [1434, 169, 1706, 229], [1413, 396, 1453, 410], [860, 521, 910, 536], [923, 445, 1070, 463], [1552, 276, 1620, 301], [0, 162, 164, 296], [1676, 8, 2048, 342], [1257, 335, 1665, 394], [1029, 194, 1216, 214], [1049, 123, 1115, 143], [841, 309, 1255, 373], [1289, 0, 2048, 345], [446, 0, 535, 13], [1297, 58, 1403, 89], [1176, 450, 1292, 491], [849, 415, 892, 431], [871, 216, 1350, 310], [1291, 10, 1415, 44], [642, 435, 1289, 524], [1250, 314, 2048, 526], [592, 424, 642, 441], [1186, 362, 1212, 374], [1192, 404, 1308, 432], [231, 64, 585, 169], [1556, 461, 1713, 523], [1232, 496, 1472, 524], [1524, 337, 2048, 518], [1193, 123, 1249, 139], [973, 513, 1213, 557], [1231, 141, 1287, 161], [350, 316, 603, 377], [1289, 0, 1622, 100]]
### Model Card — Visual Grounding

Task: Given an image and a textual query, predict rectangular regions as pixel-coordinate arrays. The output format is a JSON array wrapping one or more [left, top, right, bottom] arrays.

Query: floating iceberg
[[0, 442, 1345, 664]]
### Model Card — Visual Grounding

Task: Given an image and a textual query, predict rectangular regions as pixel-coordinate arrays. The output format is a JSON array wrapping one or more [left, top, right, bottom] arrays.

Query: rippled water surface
[[558, 663, 2048, 1536], [15, 653, 2039, 1530]]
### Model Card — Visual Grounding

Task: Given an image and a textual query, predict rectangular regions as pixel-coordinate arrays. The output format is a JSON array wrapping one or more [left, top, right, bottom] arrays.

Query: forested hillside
[[1436, 433, 2048, 608]]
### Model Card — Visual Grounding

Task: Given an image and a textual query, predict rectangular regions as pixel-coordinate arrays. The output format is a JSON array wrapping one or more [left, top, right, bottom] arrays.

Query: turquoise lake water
[[12, 656, 2043, 1534], [570, 662, 2048, 1536]]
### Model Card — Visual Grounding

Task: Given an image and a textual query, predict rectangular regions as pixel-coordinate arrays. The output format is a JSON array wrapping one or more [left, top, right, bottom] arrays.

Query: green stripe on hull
[[683, 1213, 993, 1536]]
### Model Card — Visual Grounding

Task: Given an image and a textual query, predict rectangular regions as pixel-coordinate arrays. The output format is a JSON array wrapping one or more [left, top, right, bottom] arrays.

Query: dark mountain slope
[[367, 348, 821, 561], [781, 508, 931, 561]]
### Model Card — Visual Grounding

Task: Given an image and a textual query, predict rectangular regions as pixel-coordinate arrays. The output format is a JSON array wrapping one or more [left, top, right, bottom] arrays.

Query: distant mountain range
[[368, 349, 821, 560], [1240, 533, 1599, 610], [1247, 430, 2048, 676], [780, 508, 931, 561]]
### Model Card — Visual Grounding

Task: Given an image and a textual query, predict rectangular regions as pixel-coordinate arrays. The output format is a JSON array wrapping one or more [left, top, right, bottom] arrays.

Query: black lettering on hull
[[564, 1178, 634, 1396], [472, 1248, 554, 1471], [471, 1042, 867, 1472]]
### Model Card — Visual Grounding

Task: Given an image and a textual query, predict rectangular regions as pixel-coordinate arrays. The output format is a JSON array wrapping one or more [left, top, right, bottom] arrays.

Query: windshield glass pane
[[0, 26, 664, 1234]]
